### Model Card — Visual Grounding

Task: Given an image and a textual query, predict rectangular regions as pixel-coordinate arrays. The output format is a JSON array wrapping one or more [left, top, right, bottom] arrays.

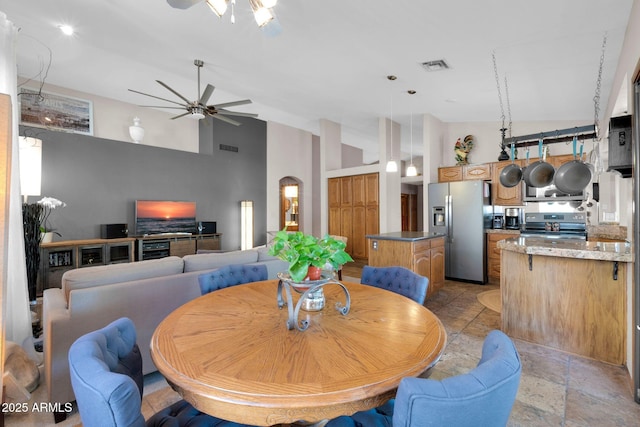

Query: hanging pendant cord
[[593, 32, 607, 141]]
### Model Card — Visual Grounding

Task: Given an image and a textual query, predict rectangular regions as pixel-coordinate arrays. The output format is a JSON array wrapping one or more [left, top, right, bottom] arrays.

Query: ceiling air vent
[[421, 59, 450, 72], [219, 144, 239, 152]]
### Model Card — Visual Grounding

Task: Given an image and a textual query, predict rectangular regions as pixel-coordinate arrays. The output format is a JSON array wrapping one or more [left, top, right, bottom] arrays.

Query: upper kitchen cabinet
[[438, 166, 463, 182], [491, 160, 525, 206], [438, 164, 492, 183], [548, 154, 576, 169], [463, 164, 492, 180]]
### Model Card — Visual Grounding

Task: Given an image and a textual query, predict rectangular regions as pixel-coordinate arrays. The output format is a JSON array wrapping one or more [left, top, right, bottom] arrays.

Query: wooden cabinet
[[501, 250, 626, 364], [428, 238, 445, 296], [487, 232, 518, 283], [137, 234, 222, 260], [40, 238, 136, 294], [367, 236, 445, 300], [548, 154, 575, 169], [463, 163, 492, 180], [328, 173, 379, 261], [491, 160, 524, 206], [438, 166, 462, 182], [438, 164, 490, 182]]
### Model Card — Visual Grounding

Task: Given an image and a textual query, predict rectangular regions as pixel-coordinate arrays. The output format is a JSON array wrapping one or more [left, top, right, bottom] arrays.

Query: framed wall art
[[19, 87, 94, 135]]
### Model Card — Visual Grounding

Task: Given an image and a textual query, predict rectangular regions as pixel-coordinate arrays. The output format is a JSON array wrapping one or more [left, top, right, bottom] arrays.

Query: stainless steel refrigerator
[[428, 180, 492, 283]]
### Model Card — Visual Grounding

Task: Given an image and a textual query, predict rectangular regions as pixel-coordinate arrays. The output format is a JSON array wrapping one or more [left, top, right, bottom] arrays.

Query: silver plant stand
[[277, 272, 351, 331]]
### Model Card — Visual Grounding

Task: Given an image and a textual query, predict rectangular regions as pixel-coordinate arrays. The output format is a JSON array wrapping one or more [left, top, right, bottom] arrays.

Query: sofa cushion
[[256, 246, 280, 262], [182, 250, 259, 273], [62, 256, 184, 303]]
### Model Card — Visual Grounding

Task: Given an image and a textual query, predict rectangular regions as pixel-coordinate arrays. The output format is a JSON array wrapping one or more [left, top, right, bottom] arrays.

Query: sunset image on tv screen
[[135, 200, 196, 235]]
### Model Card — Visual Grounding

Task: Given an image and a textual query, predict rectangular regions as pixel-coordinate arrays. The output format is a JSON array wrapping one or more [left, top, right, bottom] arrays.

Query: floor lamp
[[241, 200, 254, 250]]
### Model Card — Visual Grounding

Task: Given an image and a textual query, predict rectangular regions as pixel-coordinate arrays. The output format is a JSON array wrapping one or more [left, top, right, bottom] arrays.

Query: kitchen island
[[366, 232, 446, 299], [498, 237, 633, 364]]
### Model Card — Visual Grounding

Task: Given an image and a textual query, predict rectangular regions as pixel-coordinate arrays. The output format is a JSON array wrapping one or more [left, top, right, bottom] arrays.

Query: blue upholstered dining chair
[[198, 264, 268, 295], [68, 317, 252, 427], [325, 329, 522, 427], [360, 266, 428, 304]]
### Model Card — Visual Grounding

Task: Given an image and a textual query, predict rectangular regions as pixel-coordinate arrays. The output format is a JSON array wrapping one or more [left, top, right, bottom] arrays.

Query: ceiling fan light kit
[[206, 0, 228, 16]]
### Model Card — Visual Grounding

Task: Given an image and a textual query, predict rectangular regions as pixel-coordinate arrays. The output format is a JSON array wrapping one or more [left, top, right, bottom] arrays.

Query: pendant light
[[406, 89, 417, 177], [386, 75, 398, 173]]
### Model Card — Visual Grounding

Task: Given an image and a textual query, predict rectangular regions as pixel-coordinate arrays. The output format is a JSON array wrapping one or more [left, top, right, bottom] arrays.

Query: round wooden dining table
[[150, 279, 447, 426]]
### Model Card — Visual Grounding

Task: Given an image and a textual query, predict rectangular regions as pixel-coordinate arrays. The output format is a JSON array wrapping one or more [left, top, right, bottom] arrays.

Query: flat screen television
[[135, 200, 197, 235]]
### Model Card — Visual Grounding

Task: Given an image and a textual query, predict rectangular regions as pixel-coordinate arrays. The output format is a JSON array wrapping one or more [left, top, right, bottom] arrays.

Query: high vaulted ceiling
[[1, 0, 634, 162]]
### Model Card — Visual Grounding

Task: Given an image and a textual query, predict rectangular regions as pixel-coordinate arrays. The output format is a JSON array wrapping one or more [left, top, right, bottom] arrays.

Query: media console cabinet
[[38, 233, 221, 295]]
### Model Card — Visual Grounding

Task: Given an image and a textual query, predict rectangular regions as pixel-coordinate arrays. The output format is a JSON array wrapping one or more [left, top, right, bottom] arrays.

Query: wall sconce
[[129, 117, 145, 143], [241, 200, 254, 250], [18, 136, 42, 203]]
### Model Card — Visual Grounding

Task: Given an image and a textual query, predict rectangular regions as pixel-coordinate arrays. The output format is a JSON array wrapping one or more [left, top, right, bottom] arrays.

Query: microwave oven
[[522, 182, 585, 203]]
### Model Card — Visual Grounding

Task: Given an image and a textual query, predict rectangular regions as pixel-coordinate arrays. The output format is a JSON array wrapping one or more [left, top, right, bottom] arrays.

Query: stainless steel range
[[521, 212, 587, 240]]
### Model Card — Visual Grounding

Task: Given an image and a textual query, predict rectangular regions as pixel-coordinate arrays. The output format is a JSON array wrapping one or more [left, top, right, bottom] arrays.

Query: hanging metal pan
[[499, 144, 522, 188], [554, 137, 592, 194], [523, 139, 555, 188]]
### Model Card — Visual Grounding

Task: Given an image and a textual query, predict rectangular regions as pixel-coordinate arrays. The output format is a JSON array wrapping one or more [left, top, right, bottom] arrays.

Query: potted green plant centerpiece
[[268, 230, 353, 283]]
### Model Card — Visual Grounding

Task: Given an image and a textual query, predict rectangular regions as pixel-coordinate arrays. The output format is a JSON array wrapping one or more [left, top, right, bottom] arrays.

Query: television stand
[[136, 233, 221, 260]]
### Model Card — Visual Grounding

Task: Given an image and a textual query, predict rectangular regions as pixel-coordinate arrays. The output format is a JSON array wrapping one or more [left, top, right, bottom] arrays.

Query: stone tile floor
[[6, 275, 640, 426]]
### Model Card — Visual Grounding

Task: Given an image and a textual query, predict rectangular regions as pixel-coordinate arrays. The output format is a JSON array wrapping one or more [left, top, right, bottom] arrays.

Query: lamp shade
[[18, 136, 42, 199], [386, 160, 398, 173], [406, 164, 418, 177]]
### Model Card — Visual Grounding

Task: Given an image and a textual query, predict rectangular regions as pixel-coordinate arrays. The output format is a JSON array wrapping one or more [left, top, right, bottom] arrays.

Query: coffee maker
[[505, 208, 521, 230]]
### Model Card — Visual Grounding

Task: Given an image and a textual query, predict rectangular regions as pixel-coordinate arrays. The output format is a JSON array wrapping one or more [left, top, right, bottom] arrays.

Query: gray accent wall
[[22, 116, 267, 250]]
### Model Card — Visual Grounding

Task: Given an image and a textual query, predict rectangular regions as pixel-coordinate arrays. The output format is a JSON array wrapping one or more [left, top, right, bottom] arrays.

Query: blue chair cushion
[[392, 330, 521, 427], [198, 264, 268, 295], [360, 266, 428, 304]]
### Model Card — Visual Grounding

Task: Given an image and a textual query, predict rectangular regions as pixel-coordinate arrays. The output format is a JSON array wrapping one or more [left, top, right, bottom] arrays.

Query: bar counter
[[498, 236, 632, 364], [497, 236, 633, 263]]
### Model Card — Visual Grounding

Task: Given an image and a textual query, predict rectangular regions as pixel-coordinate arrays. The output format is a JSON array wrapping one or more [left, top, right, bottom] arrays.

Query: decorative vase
[[278, 272, 328, 312], [40, 232, 53, 243]]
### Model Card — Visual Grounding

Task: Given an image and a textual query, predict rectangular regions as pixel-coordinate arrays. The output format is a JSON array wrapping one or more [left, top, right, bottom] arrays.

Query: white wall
[[266, 121, 314, 235], [18, 80, 198, 152]]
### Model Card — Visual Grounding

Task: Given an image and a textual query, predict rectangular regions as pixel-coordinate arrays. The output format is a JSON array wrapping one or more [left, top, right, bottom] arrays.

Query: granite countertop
[[486, 228, 521, 235], [365, 231, 446, 242], [587, 224, 628, 241], [497, 237, 633, 263]]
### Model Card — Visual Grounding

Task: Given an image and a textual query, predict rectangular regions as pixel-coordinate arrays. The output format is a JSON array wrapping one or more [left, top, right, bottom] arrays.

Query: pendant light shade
[[386, 160, 398, 172], [405, 89, 417, 177], [250, 0, 274, 26]]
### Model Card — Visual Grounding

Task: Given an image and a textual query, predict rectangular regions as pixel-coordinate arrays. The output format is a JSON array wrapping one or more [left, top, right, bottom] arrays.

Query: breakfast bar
[[498, 237, 633, 364]]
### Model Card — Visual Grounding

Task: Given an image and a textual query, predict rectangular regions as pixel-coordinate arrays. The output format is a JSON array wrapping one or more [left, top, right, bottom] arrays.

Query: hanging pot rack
[[503, 124, 596, 148]]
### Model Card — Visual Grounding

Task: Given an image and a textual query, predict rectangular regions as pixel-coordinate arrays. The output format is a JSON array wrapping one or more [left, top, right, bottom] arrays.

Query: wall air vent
[[421, 59, 450, 72], [219, 144, 239, 153]]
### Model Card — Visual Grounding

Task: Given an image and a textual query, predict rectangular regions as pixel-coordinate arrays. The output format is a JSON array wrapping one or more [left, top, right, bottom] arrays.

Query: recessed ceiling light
[[421, 59, 450, 72], [58, 25, 74, 36]]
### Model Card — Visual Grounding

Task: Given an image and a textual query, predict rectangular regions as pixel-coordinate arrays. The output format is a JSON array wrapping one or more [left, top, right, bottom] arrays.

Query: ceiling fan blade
[[199, 84, 215, 106], [128, 89, 189, 107], [211, 114, 241, 126], [217, 109, 259, 118], [210, 99, 252, 109], [166, 0, 202, 9], [170, 111, 191, 120], [156, 80, 193, 105], [140, 105, 188, 110]]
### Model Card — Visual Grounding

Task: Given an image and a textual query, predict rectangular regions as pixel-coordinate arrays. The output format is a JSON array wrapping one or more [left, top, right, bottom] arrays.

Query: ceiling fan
[[166, 0, 281, 34], [128, 59, 257, 126]]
